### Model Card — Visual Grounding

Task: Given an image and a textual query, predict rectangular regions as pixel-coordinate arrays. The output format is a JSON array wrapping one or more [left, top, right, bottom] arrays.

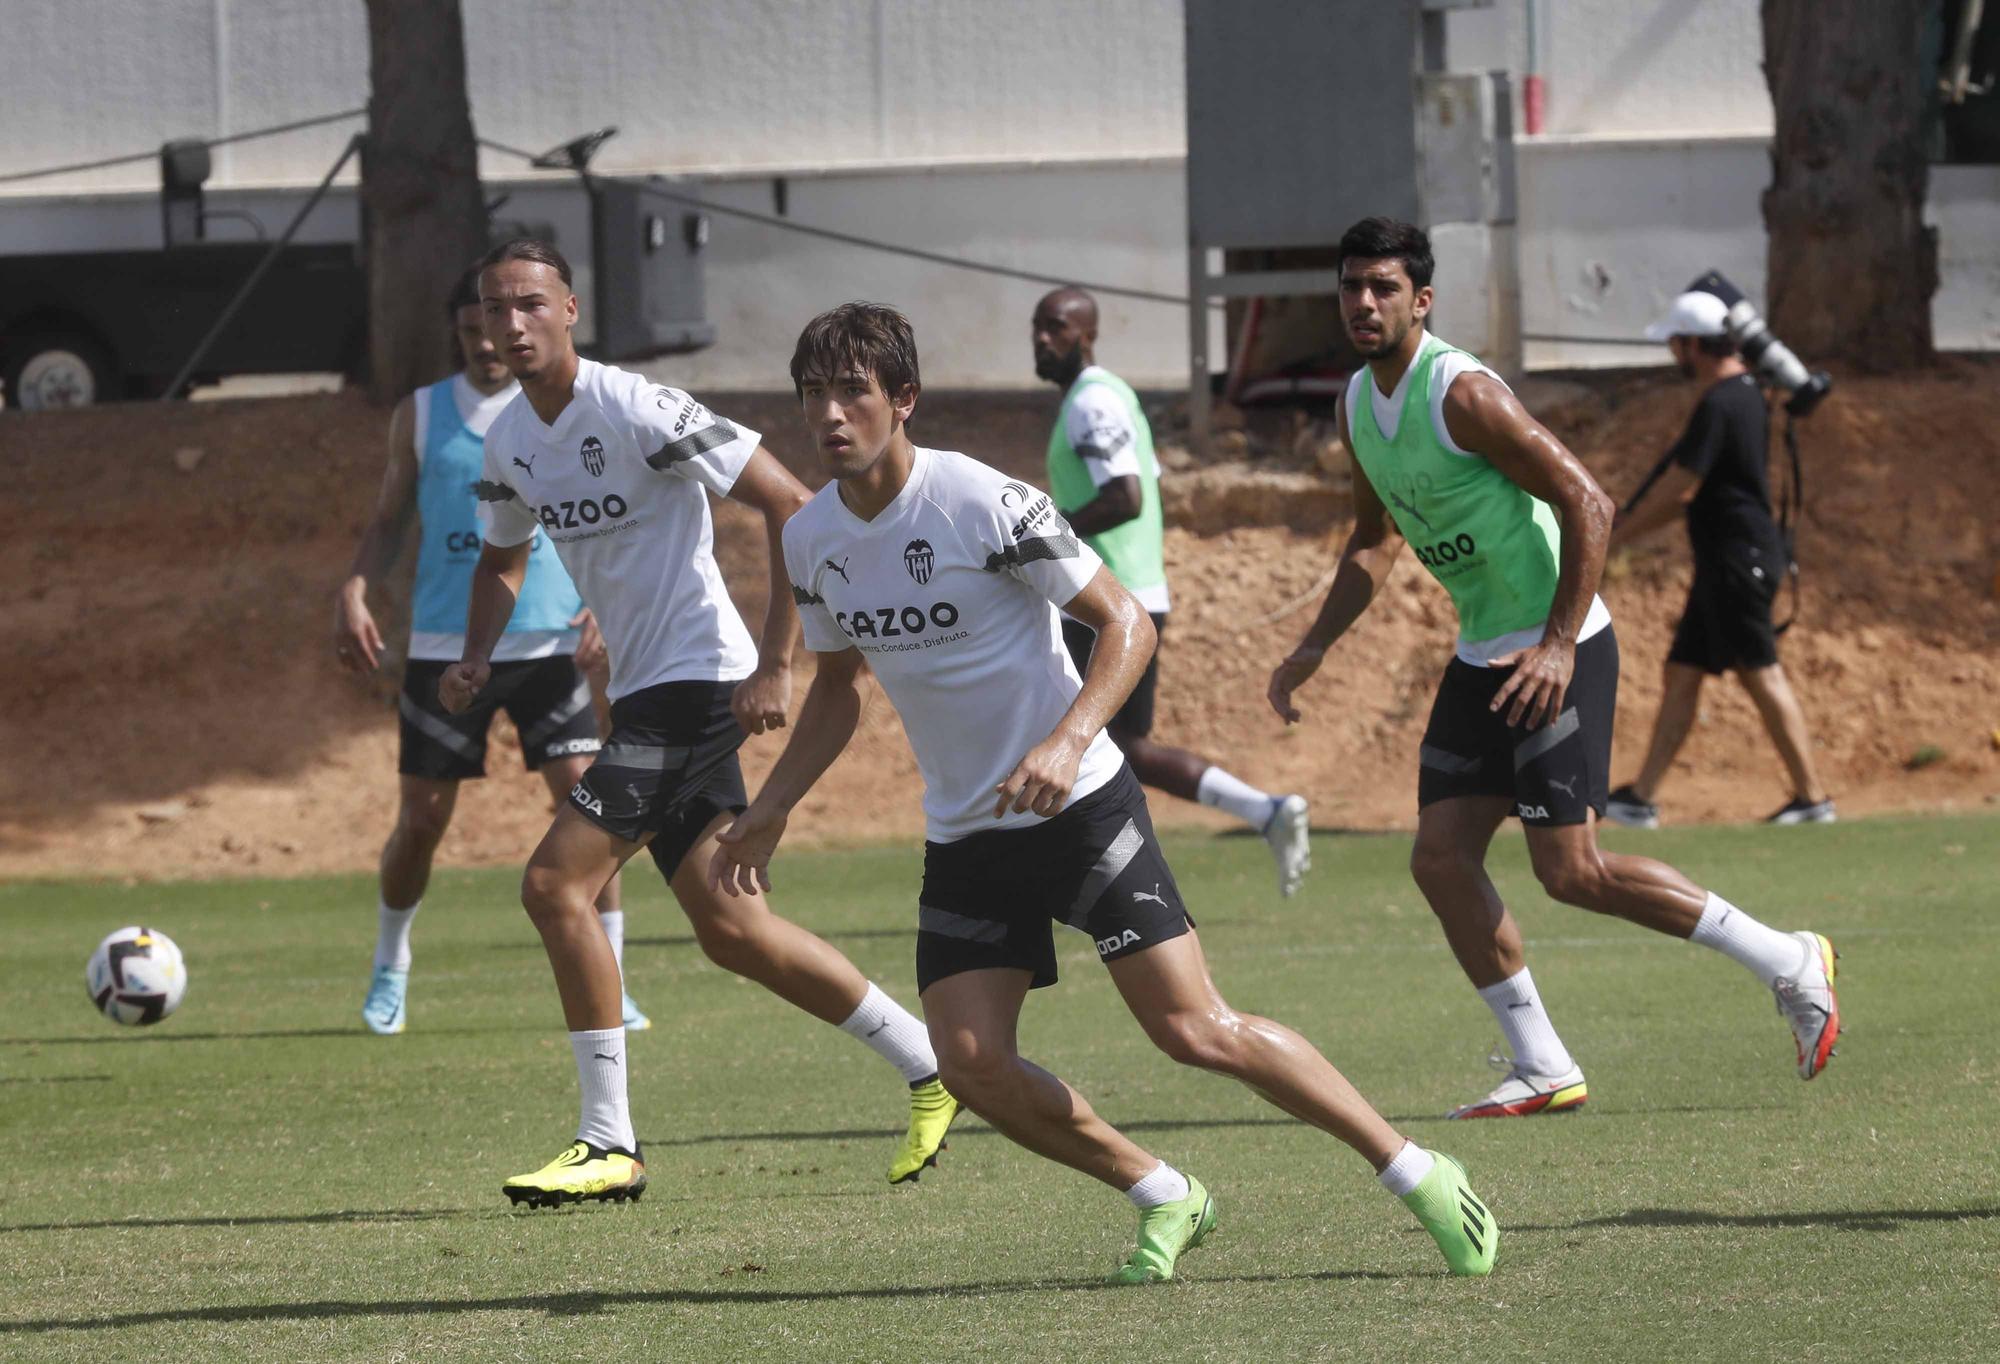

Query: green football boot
[[1400, 1151, 1498, 1276], [888, 1077, 962, 1184], [1109, 1176, 1216, 1284]]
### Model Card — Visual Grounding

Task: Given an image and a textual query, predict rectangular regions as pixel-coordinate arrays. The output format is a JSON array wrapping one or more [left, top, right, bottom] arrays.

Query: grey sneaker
[[1604, 785, 1659, 829], [1766, 795, 1836, 825], [1260, 795, 1311, 897]]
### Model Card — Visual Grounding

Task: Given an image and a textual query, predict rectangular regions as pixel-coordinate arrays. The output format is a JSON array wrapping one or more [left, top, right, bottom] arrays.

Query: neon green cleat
[[1109, 1176, 1216, 1284], [502, 1140, 646, 1209], [1400, 1151, 1498, 1276], [888, 1077, 962, 1184]]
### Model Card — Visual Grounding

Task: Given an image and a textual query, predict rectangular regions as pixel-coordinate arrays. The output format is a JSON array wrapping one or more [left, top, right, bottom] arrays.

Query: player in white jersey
[[711, 303, 1499, 1283], [440, 242, 957, 1207], [334, 268, 646, 1036]]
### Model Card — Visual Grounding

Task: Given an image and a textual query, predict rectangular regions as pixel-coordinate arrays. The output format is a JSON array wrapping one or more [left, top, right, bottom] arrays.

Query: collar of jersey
[[833, 444, 932, 528], [522, 358, 597, 439], [1368, 330, 1443, 408]]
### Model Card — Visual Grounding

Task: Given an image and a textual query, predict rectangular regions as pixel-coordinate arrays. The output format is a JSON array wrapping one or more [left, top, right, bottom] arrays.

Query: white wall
[[0, 0, 1185, 191]]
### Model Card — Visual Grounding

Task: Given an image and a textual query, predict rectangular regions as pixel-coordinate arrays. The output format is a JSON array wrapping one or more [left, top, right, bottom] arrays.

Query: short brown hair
[[446, 265, 482, 316], [478, 237, 573, 289], [789, 302, 921, 399]]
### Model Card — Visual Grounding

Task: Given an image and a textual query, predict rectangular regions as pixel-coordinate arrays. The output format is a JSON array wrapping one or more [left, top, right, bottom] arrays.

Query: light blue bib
[[410, 378, 581, 636]]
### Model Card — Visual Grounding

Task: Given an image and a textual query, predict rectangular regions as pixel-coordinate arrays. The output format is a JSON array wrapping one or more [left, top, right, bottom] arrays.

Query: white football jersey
[[784, 446, 1126, 842], [480, 359, 762, 700]]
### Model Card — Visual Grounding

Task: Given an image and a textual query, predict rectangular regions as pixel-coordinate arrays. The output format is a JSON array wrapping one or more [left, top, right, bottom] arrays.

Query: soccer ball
[[86, 926, 188, 1026]]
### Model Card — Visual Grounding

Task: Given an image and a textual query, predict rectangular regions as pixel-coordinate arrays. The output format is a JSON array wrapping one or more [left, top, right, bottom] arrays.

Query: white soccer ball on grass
[[85, 926, 188, 1026]]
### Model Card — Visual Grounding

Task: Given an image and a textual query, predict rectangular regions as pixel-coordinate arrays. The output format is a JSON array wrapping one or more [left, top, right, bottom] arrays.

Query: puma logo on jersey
[[825, 556, 851, 583], [1388, 489, 1434, 532], [1131, 884, 1168, 909], [1517, 803, 1551, 820], [513, 454, 538, 478], [1095, 928, 1143, 956], [1548, 775, 1579, 797], [570, 783, 605, 817]]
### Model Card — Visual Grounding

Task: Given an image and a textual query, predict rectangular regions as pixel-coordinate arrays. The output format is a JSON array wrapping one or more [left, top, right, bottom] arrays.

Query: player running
[[1032, 287, 1311, 896], [712, 301, 1497, 1283], [334, 267, 648, 1036], [443, 241, 957, 1205], [1266, 218, 1840, 1117]]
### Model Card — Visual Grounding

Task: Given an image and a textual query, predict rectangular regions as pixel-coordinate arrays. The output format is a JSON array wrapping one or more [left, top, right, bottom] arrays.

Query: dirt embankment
[[1, 365, 1995, 880]]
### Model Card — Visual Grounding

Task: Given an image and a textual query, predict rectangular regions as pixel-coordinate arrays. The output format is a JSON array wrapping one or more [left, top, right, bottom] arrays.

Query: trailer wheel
[[3, 334, 116, 410]]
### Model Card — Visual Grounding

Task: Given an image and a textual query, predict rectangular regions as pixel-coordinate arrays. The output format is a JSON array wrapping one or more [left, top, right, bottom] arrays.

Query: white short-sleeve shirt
[[480, 359, 762, 698], [783, 446, 1127, 842]]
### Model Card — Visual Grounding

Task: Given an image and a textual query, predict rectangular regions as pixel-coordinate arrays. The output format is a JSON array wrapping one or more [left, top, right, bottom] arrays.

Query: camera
[[1684, 271, 1832, 417]]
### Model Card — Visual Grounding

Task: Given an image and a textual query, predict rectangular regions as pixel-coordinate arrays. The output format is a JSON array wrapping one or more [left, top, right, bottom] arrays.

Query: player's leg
[[504, 804, 649, 1207], [368, 660, 492, 1033], [1103, 930, 1496, 1276], [660, 771, 955, 1183], [1064, 614, 1309, 895], [541, 754, 648, 1030], [1607, 662, 1704, 826], [1410, 794, 1588, 1117], [921, 965, 1217, 1282], [1736, 663, 1835, 822], [511, 655, 651, 1028], [1518, 628, 1839, 1078]]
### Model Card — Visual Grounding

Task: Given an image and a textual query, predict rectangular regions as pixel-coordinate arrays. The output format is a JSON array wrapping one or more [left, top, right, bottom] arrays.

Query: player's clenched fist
[[438, 659, 491, 715]]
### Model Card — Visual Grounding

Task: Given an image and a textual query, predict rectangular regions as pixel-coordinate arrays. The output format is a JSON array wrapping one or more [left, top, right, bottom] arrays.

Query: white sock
[[598, 909, 625, 970], [1376, 1140, 1436, 1197], [1196, 765, 1279, 830], [1691, 891, 1807, 987], [374, 898, 418, 972], [1126, 1160, 1192, 1209], [1476, 968, 1576, 1076], [569, 1027, 635, 1153], [836, 981, 940, 1085]]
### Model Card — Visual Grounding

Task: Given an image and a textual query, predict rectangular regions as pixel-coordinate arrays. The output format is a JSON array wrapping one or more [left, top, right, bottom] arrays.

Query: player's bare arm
[[1063, 472, 1142, 537], [439, 538, 530, 714], [1268, 393, 1407, 723], [725, 447, 812, 735], [994, 565, 1154, 819], [1441, 372, 1616, 728], [1608, 461, 1702, 550], [334, 395, 419, 674], [711, 644, 872, 897]]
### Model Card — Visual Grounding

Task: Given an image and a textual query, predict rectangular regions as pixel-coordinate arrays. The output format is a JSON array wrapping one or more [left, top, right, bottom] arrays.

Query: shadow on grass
[[0, 1209, 478, 1235], [0, 1074, 110, 1084], [0, 1025, 542, 1047], [0, 1267, 1414, 1334], [1509, 1205, 2000, 1235]]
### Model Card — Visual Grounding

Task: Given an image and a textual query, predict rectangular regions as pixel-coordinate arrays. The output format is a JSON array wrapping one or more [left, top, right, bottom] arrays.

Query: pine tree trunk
[[1761, 0, 1937, 371], [361, 0, 486, 403]]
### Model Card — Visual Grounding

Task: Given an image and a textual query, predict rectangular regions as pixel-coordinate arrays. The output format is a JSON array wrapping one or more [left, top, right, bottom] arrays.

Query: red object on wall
[[1523, 73, 1546, 135]]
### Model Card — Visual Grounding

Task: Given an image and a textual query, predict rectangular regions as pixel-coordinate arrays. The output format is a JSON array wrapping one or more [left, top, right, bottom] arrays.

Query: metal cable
[[0, 107, 366, 187], [478, 136, 1213, 309]]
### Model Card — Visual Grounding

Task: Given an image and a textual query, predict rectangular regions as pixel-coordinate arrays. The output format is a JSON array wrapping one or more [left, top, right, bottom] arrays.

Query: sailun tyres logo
[[579, 436, 606, 477], [903, 539, 935, 584]]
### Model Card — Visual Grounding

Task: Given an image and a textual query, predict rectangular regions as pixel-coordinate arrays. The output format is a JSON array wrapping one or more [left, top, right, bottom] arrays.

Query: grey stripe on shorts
[[1513, 707, 1581, 771], [521, 678, 593, 749], [399, 693, 481, 761], [592, 743, 691, 771], [1065, 818, 1144, 929], [918, 904, 1007, 944]]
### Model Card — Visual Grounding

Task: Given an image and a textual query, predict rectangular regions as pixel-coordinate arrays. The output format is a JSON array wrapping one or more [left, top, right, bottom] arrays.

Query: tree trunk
[[1761, 0, 1937, 371], [361, 0, 486, 403]]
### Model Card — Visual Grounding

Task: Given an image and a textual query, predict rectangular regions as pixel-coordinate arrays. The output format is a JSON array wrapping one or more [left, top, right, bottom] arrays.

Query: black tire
[[2, 332, 117, 410]]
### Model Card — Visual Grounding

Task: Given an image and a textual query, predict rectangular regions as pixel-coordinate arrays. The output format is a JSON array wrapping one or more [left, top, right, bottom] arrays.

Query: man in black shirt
[[1604, 290, 1833, 827]]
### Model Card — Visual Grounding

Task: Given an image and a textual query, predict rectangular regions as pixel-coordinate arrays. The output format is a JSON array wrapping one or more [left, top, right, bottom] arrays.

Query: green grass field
[[3, 815, 1995, 1362]]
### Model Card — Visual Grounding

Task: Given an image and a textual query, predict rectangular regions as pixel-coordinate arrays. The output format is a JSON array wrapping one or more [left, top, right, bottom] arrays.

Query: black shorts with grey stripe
[[1415, 626, 1619, 827], [399, 656, 600, 782], [567, 679, 749, 878], [915, 764, 1193, 993]]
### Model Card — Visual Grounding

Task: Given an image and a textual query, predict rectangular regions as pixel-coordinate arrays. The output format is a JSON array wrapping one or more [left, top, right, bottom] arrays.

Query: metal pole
[[158, 132, 364, 403]]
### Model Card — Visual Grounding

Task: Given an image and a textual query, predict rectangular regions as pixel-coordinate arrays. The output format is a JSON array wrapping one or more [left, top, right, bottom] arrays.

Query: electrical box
[[590, 175, 714, 361]]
